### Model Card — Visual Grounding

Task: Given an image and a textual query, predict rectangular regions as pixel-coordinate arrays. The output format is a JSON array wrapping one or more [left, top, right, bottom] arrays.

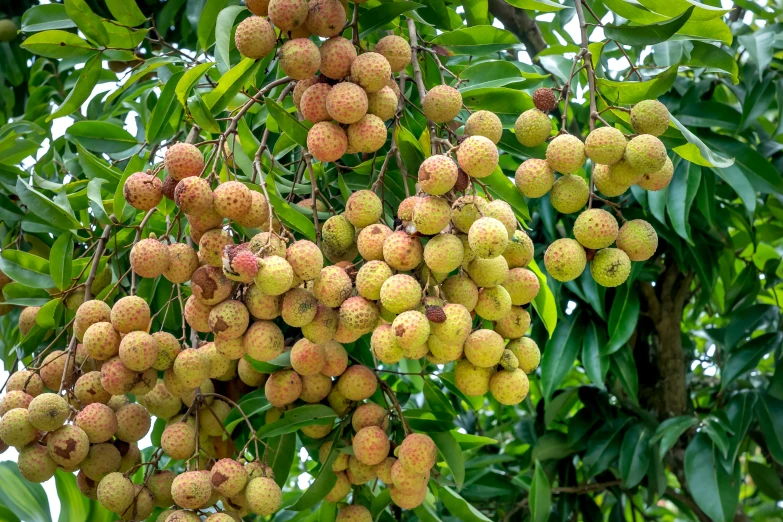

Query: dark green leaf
[[106, 0, 147, 26], [582, 418, 628, 478], [431, 26, 521, 56], [21, 5, 76, 32], [358, 2, 423, 39], [604, 284, 639, 354], [266, 98, 309, 148], [530, 461, 551, 522], [755, 393, 783, 464], [0, 250, 54, 289], [431, 431, 464, 489], [48, 54, 102, 122], [604, 7, 693, 46], [65, 121, 138, 154], [215, 6, 245, 74], [652, 416, 697, 459], [596, 65, 677, 105], [55, 470, 90, 522], [146, 71, 185, 144], [683, 433, 740, 522], [610, 346, 638, 403], [748, 461, 783, 500], [619, 424, 651, 488], [541, 311, 585, 401], [722, 333, 782, 390], [50, 233, 73, 291], [289, 425, 344, 511], [197, 0, 228, 51], [439, 486, 492, 522], [256, 404, 337, 439]]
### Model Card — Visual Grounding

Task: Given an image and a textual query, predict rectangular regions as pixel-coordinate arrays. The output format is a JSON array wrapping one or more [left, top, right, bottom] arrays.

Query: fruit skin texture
[[209, 299, 250, 340], [412, 196, 451, 235], [383, 231, 423, 271], [392, 310, 430, 350], [161, 423, 196, 459], [422, 85, 462, 123], [287, 240, 323, 280], [351, 52, 392, 93], [637, 156, 673, 191], [375, 35, 411, 72], [234, 16, 276, 59], [246, 0, 270, 15], [171, 470, 212, 509], [616, 219, 658, 261], [367, 86, 398, 121], [454, 359, 493, 396], [173, 348, 210, 388], [314, 265, 353, 308], [97, 472, 135, 514], [468, 255, 509, 288], [0, 391, 32, 416], [544, 238, 586, 282], [418, 155, 458, 195], [431, 303, 472, 344], [27, 393, 69, 432], [515, 158, 554, 198], [550, 174, 589, 214], [390, 486, 427, 509], [164, 243, 199, 284], [593, 164, 629, 197], [165, 143, 204, 180], [337, 365, 377, 401], [18, 443, 58, 483], [307, 122, 348, 162], [424, 234, 464, 273], [111, 295, 151, 333], [290, 338, 326, 375], [245, 476, 282, 516], [464, 329, 505, 368], [508, 337, 540, 373], [503, 267, 539, 305], [490, 369, 530, 405], [533, 88, 557, 112], [630, 99, 670, 136], [464, 110, 503, 144], [584, 127, 627, 165], [591, 248, 632, 287], [573, 208, 619, 250], [327, 82, 368, 124], [353, 426, 390, 466], [131, 238, 169, 278], [319, 36, 357, 79], [213, 180, 252, 220], [48, 424, 90, 468], [624, 134, 667, 175], [515, 109, 551, 147], [357, 224, 392, 262], [457, 135, 498, 179], [211, 459, 249, 497], [339, 296, 379, 335], [115, 403, 151, 442], [280, 38, 320, 80], [305, 0, 346, 37], [398, 433, 437, 474], [119, 331, 159, 371], [468, 217, 509, 259], [0, 408, 38, 448], [300, 82, 332, 123], [337, 505, 373, 522], [265, 370, 302, 407], [282, 287, 318, 327], [6, 370, 44, 397], [268, 0, 308, 30], [124, 172, 163, 211], [546, 134, 586, 174], [345, 190, 382, 228]]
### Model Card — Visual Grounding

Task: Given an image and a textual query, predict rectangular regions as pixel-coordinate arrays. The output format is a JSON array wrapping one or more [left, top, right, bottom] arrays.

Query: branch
[[84, 224, 112, 301], [406, 18, 438, 155], [487, 0, 547, 58]]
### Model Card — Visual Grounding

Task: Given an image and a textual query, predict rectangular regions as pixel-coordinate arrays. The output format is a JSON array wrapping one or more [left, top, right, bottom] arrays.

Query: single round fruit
[[351, 52, 392, 93], [326, 82, 368, 124], [165, 143, 204, 180], [345, 190, 382, 228], [97, 472, 135, 514], [353, 426, 390, 466], [375, 35, 411, 72], [48, 424, 90, 468], [573, 208, 619, 250], [18, 443, 58, 483], [593, 164, 629, 197], [336, 505, 372, 522], [0, 408, 38, 448], [171, 470, 212, 509], [209, 299, 250, 340], [464, 110, 502, 144], [533, 88, 557, 112], [124, 172, 163, 211], [280, 38, 321, 79], [590, 248, 631, 287], [494, 305, 530, 338], [515, 158, 554, 198], [383, 231, 423, 271], [502, 267, 540, 305], [422, 85, 462, 123], [234, 16, 276, 59], [319, 36, 357, 79], [637, 156, 673, 191], [550, 174, 589, 213], [305, 0, 346, 37], [336, 365, 377, 401], [454, 359, 493, 396], [546, 134, 586, 174], [265, 370, 302, 407], [457, 135, 498, 179], [307, 122, 348, 162], [544, 238, 586, 282], [489, 369, 529, 405], [131, 238, 170, 278], [508, 337, 540, 374], [514, 109, 551, 147], [28, 393, 69, 432], [475, 286, 512, 321], [111, 295, 150, 333], [245, 476, 282, 516], [391, 311, 430, 350], [584, 127, 627, 165], [268, 0, 308, 31], [398, 433, 437, 474], [468, 217, 509, 259], [161, 422, 196, 460], [313, 265, 353, 308], [624, 135, 667, 175], [424, 234, 464, 273], [412, 196, 451, 235], [630, 99, 670, 136], [211, 458, 249, 497], [616, 219, 658, 261], [418, 154, 458, 195], [348, 114, 387, 153], [83, 321, 121, 361], [464, 329, 504, 368], [119, 330, 159, 371], [467, 255, 509, 288]]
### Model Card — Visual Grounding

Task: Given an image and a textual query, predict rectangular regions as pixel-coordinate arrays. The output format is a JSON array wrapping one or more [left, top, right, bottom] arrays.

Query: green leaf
[[256, 404, 336, 439], [687, 41, 738, 82], [113, 154, 146, 224], [55, 470, 90, 522], [581, 321, 608, 389], [439, 487, 492, 522], [540, 311, 585, 401], [2, 284, 52, 307], [604, 283, 639, 354], [264, 187, 317, 241], [462, 88, 534, 117], [176, 63, 214, 108], [146, 70, 185, 144], [596, 65, 677, 105], [652, 416, 698, 459], [610, 346, 638, 403], [64, 0, 109, 45], [604, 7, 693, 46], [670, 116, 734, 169], [358, 2, 423, 39], [20, 30, 96, 59], [404, 409, 454, 432], [0, 250, 54, 289], [77, 144, 122, 186], [701, 416, 730, 460], [188, 92, 222, 134], [106, 0, 147, 26], [266, 98, 309, 148], [215, 6, 246, 74], [530, 460, 551, 522], [431, 26, 521, 56], [48, 54, 102, 121], [21, 4, 76, 32], [582, 418, 628, 477], [451, 432, 497, 451], [50, 233, 74, 291], [16, 178, 83, 231], [198, 0, 229, 52], [528, 259, 557, 338], [683, 433, 740, 522], [371, 488, 392, 521], [722, 333, 783, 390], [66, 121, 138, 154], [756, 393, 783, 464], [637, 0, 728, 21], [666, 160, 700, 244], [289, 425, 344, 511], [703, 132, 782, 194], [505, 0, 567, 13], [430, 431, 464, 489], [748, 461, 783, 500], [0, 462, 51, 522], [267, 433, 297, 488], [738, 31, 776, 78], [480, 168, 529, 221], [619, 424, 651, 488], [204, 58, 261, 113]]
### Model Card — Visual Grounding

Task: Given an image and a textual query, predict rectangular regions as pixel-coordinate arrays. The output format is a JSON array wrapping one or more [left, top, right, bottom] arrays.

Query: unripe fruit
[[336, 504, 372, 522], [457, 135, 498, 178], [213, 180, 252, 220], [451, 195, 486, 233], [503, 267, 540, 305], [83, 321, 121, 360], [544, 238, 586, 282], [351, 52, 392, 93], [392, 310, 430, 350], [383, 231, 423, 271], [284, 240, 322, 282], [533, 88, 557, 112], [424, 233, 464, 273], [74, 371, 111, 405], [0, 390, 32, 416], [40, 349, 76, 390], [591, 248, 631, 287], [475, 285, 512, 321], [379, 274, 420, 314], [418, 155, 458, 195], [371, 323, 404, 364], [184, 296, 212, 333], [268, 0, 308, 30], [246, 476, 282, 516], [166, 511, 201, 522], [345, 190, 383, 228], [397, 196, 420, 221], [291, 338, 326, 375], [593, 164, 629, 197], [210, 458, 248, 497], [300, 82, 332, 123], [468, 217, 509, 259], [412, 196, 451, 235], [308, 121, 348, 162], [422, 85, 462, 123], [199, 342, 231, 378], [327, 82, 368, 124], [357, 224, 392, 261], [584, 126, 627, 166], [464, 329, 504, 368], [299, 373, 332, 403], [348, 114, 387, 153], [468, 255, 509, 288], [302, 304, 338, 344], [162, 422, 196, 459], [347, 454, 376, 483], [140, 379, 182, 417], [390, 485, 427, 509], [111, 295, 150, 333], [235, 190, 271, 228], [573, 208, 619, 250], [391, 458, 429, 493], [515, 109, 551, 147], [313, 265, 352, 308], [515, 158, 555, 198], [305, 0, 346, 37], [246, 0, 270, 15], [464, 110, 502, 144], [550, 174, 589, 214], [165, 143, 204, 180], [48, 424, 89, 467], [503, 230, 534, 268], [173, 348, 210, 388], [0, 19, 18, 42], [337, 365, 377, 401], [131, 238, 170, 278], [485, 198, 516, 236], [454, 359, 493, 396], [606, 158, 642, 186], [495, 305, 530, 338], [119, 330, 159, 371], [508, 337, 540, 373], [17, 306, 38, 337], [281, 287, 318, 327], [164, 243, 199, 284], [625, 134, 667, 175], [115, 403, 151, 442], [352, 402, 389, 431], [6, 370, 44, 397], [280, 37, 321, 79], [367, 86, 398, 121], [630, 99, 670, 136], [18, 443, 58, 483], [171, 470, 212, 509], [490, 369, 529, 405], [318, 340, 347, 377], [124, 172, 163, 211], [637, 156, 673, 191], [325, 471, 351, 502], [80, 443, 122, 481], [374, 34, 411, 72], [98, 472, 135, 514], [26, 393, 67, 432], [442, 274, 479, 311], [339, 296, 379, 335], [353, 426, 390, 465], [430, 303, 472, 344], [0, 408, 38, 448], [266, 369, 302, 407], [616, 219, 658, 261], [147, 470, 176, 507], [319, 36, 357, 79], [322, 214, 355, 254], [427, 334, 463, 363], [249, 231, 287, 257], [398, 433, 437, 474], [234, 16, 276, 59], [546, 134, 586, 174]]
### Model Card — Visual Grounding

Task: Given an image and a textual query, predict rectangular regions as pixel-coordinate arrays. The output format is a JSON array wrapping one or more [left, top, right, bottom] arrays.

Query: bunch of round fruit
[[514, 94, 669, 286]]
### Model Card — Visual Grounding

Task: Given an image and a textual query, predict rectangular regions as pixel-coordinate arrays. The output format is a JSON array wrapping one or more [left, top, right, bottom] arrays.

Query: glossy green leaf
[[21, 4, 76, 32], [619, 424, 651, 488], [256, 404, 337, 439], [528, 259, 557, 337], [684, 433, 740, 522], [0, 462, 51, 522], [204, 58, 261, 113], [289, 425, 344, 511], [50, 233, 74, 291], [687, 41, 738, 82], [431, 431, 465, 489], [666, 160, 700, 244], [431, 26, 521, 56], [610, 346, 638, 403], [0, 250, 54, 289], [371, 489, 392, 521], [16, 178, 83, 231], [748, 461, 783, 500], [738, 31, 776, 78], [581, 321, 608, 389], [267, 433, 297, 488], [722, 333, 783, 390], [541, 311, 585, 401], [358, 2, 423, 39], [106, 0, 147, 26], [198, 0, 229, 51], [65, 121, 138, 154], [597, 65, 677, 104], [176, 63, 214, 107], [266, 98, 309, 148], [55, 470, 90, 522], [582, 418, 628, 477], [439, 487, 492, 522], [604, 283, 639, 354], [604, 7, 693, 46], [652, 415, 697, 459], [64, 0, 109, 45], [48, 54, 102, 121], [20, 30, 96, 59], [215, 6, 246, 74], [505, 0, 567, 12], [529, 461, 551, 522], [146, 70, 185, 143], [187, 92, 222, 134]]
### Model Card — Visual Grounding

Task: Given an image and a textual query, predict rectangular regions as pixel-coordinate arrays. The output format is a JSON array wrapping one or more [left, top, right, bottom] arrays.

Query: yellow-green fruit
[[83, 321, 121, 361], [454, 359, 493, 396], [484, 200, 516, 238], [397, 196, 420, 221], [0, 408, 38, 448], [457, 135, 498, 179], [348, 114, 387, 153], [398, 432, 437, 475], [353, 426, 390, 466], [624, 135, 667, 175], [238, 358, 267, 387], [607, 158, 642, 186], [375, 457, 396, 484], [451, 195, 486, 233], [357, 223, 392, 261], [391, 458, 428, 493], [441, 274, 479, 311], [290, 338, 326, 375], [234, 16, 276, 59], [300, 82, 332, 123], [173, 348, 210, 389], [6, 370, 44, 397], [383, 230, 423, 271], [489, 369, 529, 405], [351, 52, 392, 93], [514, 109, 551, 147], [199, 342, 231, 378], [339, 296, 379, 335], [198, 229, 235, 267], [97, 472, 135, 514], [616, 219, 658, 261], [249, 232, 286, 258], [503, 230, 534, 268], [424, 234, 464, 273], [322, 215, 356, 254], [573, 208, 619, 250], [210, 458, 248, 497], [280, 38, 320, 80], [325, 471, 351, 501], [27, 393, 68, 432], [464, 110, 502, 144], [305, 0, 346, 37], [356, 260, 393, 300], [550, 174, 589, 214], [209, 299, 250, 340], [346, 455, 376, 484], [590, 248, 631, 287], [427, 334, 463, 362], [431, 303, 472, 344], [468, 217, 508, 259], [80, 443, 121, 481], [326, 81, 368, 124], [584, 127, 627, 165], [161, 423, 196, 460], [119, 330, 159, 371], [281, 288, 318, 327], [319, 36, 357, 79], [418, 154, 458, 196], [0, 391, 32, 416], [544, 238, 586, 282], [422, 85, 462, 123], [367, 86, 398, 121], [151, 332, 181, 370], [313, 265, 353, 308], [468, 255, 509, 288], [171, 470, 212, 509], [352, 402, 389, 432], [131, 238, 170, 278], [499, 349, 519, 371], [464, 329, 504, 368], [494, 306, 530, 338], [412, 196, 452, 235], [265, 370, 303, 407], [319, 441, 350, 471], [392, 310, 430, 349], [637, 156, 673, 191], [0, 19, 18, 42], [390, 485, 427, 509], [256, 256, 294, 296], [374, 35, 411, 72], [18, 443, 57, 483], [515, 158, 555, 198], [475, 286, 512, 321], [115, 403, 151, 442], [140, 379, 182, 418], [503, 267, 540, 305], [592, 164, 629, 197], [299, 373, 332, 403], [48, 425, 90, 467], [307, 121, 348, 162], [345, 190, 382, 228], [268, 0, 308, 29], [336, 365, 377, 401], [508, 337, 540, 373], [630, 99, 670, 136], [546, 134, 586, 174], [380, 274, 420, 314], [336, 504, 372, 522]]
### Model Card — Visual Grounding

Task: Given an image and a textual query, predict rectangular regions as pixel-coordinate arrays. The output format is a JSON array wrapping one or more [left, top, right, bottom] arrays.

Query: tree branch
[[487, 0, 547, 58]]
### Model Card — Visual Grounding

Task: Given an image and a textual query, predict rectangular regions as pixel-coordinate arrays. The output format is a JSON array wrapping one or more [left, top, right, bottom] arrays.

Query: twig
[[574, 0, 600, 209], [406, 18, 438, 156], [303, 153, 321, 247], [84, 224, 112, 301]]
